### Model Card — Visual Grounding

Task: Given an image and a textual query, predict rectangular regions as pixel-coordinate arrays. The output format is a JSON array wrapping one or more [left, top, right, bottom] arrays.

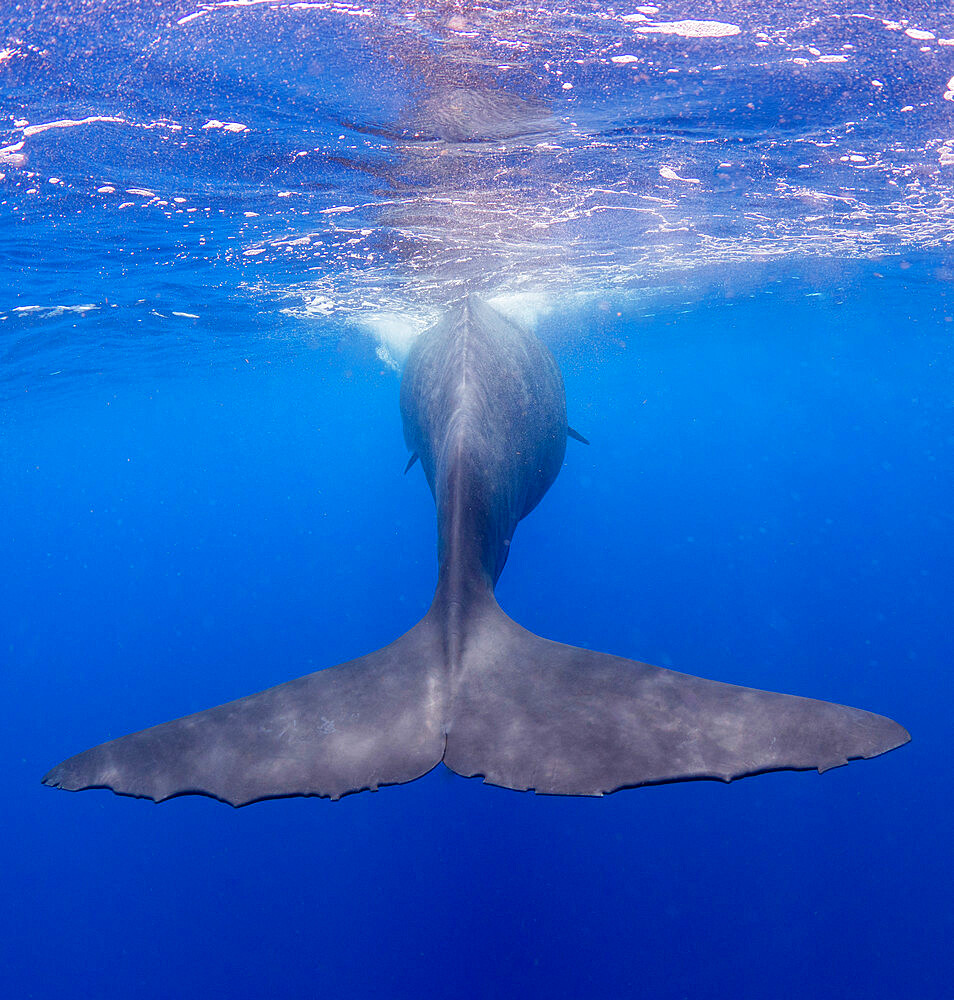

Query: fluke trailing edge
[[43, 298, 909, 805]]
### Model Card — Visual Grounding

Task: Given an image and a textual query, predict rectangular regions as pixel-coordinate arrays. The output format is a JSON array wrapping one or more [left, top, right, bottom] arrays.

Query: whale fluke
[[43, 594, 908, 805]]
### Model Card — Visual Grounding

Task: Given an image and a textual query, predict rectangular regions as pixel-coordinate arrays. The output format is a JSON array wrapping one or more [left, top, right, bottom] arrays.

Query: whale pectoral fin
[[43, 621, 445, 806], [404, 451, 419, 474], [443, 610, 910, 795], [567, 426, 589, 445]]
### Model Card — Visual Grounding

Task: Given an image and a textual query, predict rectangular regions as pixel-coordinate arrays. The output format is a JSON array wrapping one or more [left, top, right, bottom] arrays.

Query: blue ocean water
[[2, 2, 951, 997]]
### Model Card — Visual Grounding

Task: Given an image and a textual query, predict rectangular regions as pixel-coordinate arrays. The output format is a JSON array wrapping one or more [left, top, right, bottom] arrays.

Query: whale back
[[400, 297, 567, 585]]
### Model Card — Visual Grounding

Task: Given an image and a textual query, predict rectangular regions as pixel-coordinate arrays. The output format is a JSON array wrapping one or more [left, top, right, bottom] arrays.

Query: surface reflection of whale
[[43, 298, 909, 805], [342, 88, 552, 144]]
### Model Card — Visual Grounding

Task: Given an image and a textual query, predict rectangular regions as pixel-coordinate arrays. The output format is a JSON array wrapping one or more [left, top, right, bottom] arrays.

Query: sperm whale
[[43, 297, 909, 804]]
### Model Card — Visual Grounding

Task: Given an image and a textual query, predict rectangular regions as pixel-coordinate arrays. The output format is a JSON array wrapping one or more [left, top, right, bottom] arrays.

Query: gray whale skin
[[43, 298, 909, 805]]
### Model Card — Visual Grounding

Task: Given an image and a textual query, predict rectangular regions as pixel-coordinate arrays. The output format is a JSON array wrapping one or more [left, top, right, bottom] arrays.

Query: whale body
[[43, 298, 908, 805]]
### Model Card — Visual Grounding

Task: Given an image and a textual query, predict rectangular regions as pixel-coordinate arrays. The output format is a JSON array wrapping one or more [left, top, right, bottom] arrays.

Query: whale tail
[[43, 595, 908, 806]]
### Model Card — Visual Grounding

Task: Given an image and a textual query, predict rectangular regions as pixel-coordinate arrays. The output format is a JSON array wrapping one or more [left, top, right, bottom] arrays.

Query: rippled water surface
[[4, 1, 954, 385]]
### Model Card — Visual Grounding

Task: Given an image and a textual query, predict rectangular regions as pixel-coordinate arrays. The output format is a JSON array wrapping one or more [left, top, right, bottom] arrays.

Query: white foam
[[307, 295, 338, 316], [905, 28, 935, 40], [660, 165, 700, 184], [486, 291, 554, 329], [178, 0, 370, 27], [375, 344, 399, 371], [202, 119, 247, 133], [0, 141, 25, 166], [14, 303, 98, 318], [611, 54, 640, 64], [178, 0, 272, 26], [360, 310, 435, 362], [635, 20, 740, 38], [23, 116, 123, 137]]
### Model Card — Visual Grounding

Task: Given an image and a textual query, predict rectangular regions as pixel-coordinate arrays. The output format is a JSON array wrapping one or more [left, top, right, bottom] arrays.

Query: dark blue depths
[[2, 271, 950, 999]]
